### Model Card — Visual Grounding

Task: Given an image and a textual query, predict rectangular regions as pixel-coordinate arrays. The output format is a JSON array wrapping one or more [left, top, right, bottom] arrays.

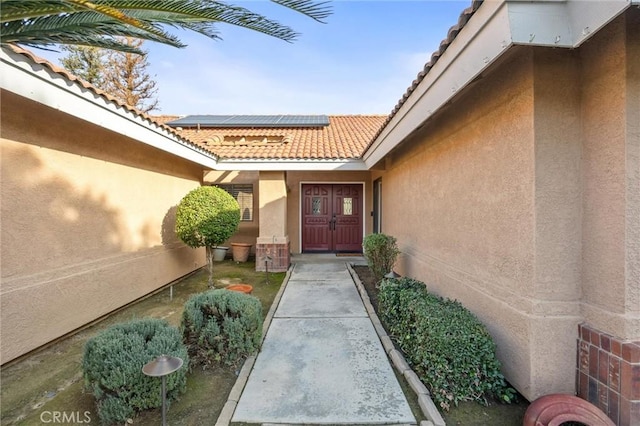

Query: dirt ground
[[2, 261, 528, 426], [1, 261, 284, 426], [352, 264, 530, 426]]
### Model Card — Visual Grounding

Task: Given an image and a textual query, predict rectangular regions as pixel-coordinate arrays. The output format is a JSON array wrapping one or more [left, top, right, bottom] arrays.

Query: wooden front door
[[302, 184, 363, 252]]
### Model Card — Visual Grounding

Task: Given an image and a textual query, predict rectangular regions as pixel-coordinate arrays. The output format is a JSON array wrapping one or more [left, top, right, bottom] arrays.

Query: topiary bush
[[362, 233, 400, 283], [181, 289, 262, 367], [378, 277, 515, 411], [82, 318, 188, 425], [175, 186, 241, 286]]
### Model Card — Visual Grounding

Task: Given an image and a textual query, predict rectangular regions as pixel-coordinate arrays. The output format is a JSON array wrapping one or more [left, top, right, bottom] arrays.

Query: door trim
[[299, 181, 366, 253]]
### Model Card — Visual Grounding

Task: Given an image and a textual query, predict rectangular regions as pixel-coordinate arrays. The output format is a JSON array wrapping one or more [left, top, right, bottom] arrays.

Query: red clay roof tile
[[171, 115, 387, 160]]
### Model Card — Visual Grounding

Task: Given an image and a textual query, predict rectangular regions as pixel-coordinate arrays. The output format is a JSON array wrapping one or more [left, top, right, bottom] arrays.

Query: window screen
[[215, 184, 254, 221]]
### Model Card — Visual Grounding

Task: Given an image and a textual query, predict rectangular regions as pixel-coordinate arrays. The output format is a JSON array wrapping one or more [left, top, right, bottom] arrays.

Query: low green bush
[[181, 289, 262, 367], [362, 233, 400, 283], [378, 277, 515, 411], [82, 318, 188, 425]]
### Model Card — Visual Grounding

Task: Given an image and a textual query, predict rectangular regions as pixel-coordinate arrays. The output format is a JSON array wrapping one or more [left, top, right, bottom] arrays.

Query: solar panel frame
[[166, 115, 330, 128]]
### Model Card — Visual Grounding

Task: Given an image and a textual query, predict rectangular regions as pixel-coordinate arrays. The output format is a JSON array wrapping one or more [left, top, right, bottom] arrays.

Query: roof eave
[[1, 46, 219, 170], [363, 0, 632, 169], [213, 159, 368, 171]]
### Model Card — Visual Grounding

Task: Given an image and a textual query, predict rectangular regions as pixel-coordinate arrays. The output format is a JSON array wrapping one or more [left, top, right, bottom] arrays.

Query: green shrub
[[175, 186, 240, 249], [181, 289, 262, 367], [363, 233, 400, 283], [175, 186, 241, 287], [82, 318, 188, 425], [378, 277, 515, 411]]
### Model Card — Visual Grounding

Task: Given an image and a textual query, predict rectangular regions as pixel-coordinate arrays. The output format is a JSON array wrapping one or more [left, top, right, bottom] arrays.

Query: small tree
[[362, 233, 400, 283], [175, 186, 240, 287]]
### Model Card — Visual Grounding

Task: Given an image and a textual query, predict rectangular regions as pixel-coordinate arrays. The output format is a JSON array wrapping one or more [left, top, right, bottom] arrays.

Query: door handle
[[330, 214, 337, 231]]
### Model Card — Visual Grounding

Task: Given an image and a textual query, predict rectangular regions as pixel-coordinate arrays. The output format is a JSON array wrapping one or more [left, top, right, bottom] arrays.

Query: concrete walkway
[[231, 255, 416, 425]]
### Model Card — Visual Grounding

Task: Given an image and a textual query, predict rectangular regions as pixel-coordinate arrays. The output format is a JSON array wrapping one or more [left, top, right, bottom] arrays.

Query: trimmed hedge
[[181, 289, 262, 367], [378, 277, 515, 410], [82, 318, 188, 425], [362, 233, 400, 283]]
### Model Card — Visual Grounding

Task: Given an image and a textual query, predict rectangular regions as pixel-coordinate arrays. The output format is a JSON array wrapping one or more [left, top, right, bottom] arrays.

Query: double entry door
[[302, 184, 363, 252]]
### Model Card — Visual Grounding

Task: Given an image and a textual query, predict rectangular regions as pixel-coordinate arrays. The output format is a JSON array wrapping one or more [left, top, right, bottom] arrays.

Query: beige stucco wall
[[286, 171, 372, 253], [258, 171, 288, 242], [580, 11, 640, 340], [375, 11, 639, 400], [376, 47, 581, 401], [1, 92, 206, 364]]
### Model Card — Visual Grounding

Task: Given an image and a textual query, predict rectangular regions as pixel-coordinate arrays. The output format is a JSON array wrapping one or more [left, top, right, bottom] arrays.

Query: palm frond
[[271, 0, 332, 23], [20, 35, 144, 54], [0, 1, 77, 22], [1, 12, 185, 49], [0, 0, 333, 51], [95, 1, 301, 42], [66, 0, 178, 44]]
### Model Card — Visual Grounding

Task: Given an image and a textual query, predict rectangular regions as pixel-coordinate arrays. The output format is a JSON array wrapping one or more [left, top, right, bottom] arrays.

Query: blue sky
[[35, 1, 469, 116]]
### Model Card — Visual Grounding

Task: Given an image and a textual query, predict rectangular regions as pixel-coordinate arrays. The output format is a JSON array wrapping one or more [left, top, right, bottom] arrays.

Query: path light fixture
[[142, 355, 184, 426], [262, 254, 273, 284]]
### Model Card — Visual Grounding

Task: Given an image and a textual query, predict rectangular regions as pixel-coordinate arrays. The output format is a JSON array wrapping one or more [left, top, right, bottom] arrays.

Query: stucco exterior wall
[[580, 11, 640, 340], [377, 48, 582, 400], [1, 92, 206, 364], [286, 171, 372, 254], [376, 11, 640, 403]]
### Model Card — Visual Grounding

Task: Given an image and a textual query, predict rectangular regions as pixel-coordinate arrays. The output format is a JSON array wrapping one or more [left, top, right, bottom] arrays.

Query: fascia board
[[363, 0, 511, 169], [564, 0, 631, 46], [509, 0, 631, 47], [363, 0, 631, 170], [0, 48, 219, 169], [213, 159, 368, 171], [507, 1, 573, 47]]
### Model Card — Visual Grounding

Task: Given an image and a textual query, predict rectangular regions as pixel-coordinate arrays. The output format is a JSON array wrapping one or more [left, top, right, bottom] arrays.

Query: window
[[312, 197, 322, 215], [373, 178, 382, 233], [343, 197, 353, 215], [215, 184, 254, 221]]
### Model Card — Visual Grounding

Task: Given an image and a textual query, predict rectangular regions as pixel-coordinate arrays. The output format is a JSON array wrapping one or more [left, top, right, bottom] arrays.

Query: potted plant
[[230, 242, 252, 262], [175, 186, 240, 287], [213, 246, 229, 261]]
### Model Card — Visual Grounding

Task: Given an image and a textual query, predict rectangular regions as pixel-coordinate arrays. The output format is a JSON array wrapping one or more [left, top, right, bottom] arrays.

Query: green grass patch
[[1, 261, 285, 425]]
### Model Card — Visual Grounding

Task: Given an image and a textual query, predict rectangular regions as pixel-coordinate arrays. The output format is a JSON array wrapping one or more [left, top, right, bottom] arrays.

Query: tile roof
[[168, 115, 387, 160], [2, 45, 218, 157], [370, 0, 482, 144]]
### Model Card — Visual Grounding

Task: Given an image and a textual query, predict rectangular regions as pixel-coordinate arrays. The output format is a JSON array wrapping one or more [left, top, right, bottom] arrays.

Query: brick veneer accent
[[577, 323, 640, 425], [255, 241, 290, 272]]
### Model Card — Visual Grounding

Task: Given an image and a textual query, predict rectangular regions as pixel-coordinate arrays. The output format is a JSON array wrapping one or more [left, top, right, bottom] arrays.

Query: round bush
[[82, 318, 188, 425], [181, 289, 262, 367], [175, 186, 240, 249]]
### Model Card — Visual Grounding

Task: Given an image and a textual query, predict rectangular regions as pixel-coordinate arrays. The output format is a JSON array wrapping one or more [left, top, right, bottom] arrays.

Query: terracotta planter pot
[[225, 284, 253, 294], [231, 243, 252, 262]]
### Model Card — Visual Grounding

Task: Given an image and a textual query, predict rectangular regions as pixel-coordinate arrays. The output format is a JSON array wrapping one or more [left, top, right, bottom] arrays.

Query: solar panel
[[166, 115, 330, 128]]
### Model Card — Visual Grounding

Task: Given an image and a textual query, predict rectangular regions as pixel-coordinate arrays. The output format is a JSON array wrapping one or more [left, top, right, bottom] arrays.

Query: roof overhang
[[213, 159, 369, 171], [363, 0, 633, 169], [0, 46, 219, 170]]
